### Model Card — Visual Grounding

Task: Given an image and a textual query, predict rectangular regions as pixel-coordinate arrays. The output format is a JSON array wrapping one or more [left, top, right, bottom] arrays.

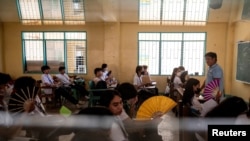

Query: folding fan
[[136, 96, 177, 120], [203, 79, 220, 101], [8, 86, 39, 115]]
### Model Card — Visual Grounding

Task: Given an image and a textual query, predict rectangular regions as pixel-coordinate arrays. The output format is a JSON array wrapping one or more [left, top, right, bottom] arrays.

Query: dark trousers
[[55, 87, 78, 105], [71, 84, 89, 97]]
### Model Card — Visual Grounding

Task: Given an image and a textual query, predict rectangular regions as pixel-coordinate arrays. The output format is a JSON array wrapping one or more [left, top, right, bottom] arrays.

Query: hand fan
[[8, 86, 39, 115], [203, 79, 220, 101], [136, 96, 177, 120]]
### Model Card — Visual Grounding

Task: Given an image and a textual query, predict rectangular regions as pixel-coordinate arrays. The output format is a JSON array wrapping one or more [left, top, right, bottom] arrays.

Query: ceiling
[[0, 0, 238, 23]]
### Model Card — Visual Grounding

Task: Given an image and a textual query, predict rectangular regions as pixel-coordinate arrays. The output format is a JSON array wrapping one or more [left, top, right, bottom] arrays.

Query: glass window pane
[[19, 0, 41, 25], [139, 41, 160, 75], [183, 33, 206, 40], [24, 40, 44, 72], [67, 41, 87, 74], [139, 0, 162, 21], [185, 0, 208, 22], [161, 42, 182, 75], [46, 41, 65, 73], [19, 0, 41, 19], [183, 41, 204, 75], [139, 33, 160, 40], [41, 0, 62, 20], [63, 0, 85, 22], [66, 32, 86, 39], [161, 33, 182, 41], [162, 0, 184, 21], [23, 32, 43, 39], [44, 32, 64, 39]]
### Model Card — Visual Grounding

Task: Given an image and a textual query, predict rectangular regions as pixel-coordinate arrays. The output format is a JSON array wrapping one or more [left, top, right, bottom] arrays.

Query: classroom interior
[[0, 0, 249, 101], [0, 0, 250, 141]]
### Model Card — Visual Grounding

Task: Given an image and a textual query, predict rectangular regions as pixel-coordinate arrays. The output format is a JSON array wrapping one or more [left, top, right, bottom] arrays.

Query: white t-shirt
[[173, 76, 182, 89], [41, 74, 54, 94], [101, 71, 108, 81], [133, 74, 143, 91], [56, 73, 71, 86], [191, 97, 218, 117], [0, 110, 13, 128], [110, 109, 129, 141]]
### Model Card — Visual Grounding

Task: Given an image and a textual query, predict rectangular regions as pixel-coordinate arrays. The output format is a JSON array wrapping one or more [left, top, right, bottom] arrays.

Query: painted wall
[[0, 22, 3, 72], [227, 0, 250, 101], [232, 22, 250, 101], [2, 22, 229, 93], [2, 22, 105, 82], [119, 23, 228, 93]]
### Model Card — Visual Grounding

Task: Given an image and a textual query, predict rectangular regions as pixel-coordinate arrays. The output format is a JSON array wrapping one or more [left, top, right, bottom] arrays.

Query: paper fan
[[136, 96, 177, 120], [203, 79, 220, 101], [8, 86, 39, 115]]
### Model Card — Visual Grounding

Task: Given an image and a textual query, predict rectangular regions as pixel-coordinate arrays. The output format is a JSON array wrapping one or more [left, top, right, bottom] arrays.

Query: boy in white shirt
[[41, 65, 84, 108], [56, 66, 89, 99]]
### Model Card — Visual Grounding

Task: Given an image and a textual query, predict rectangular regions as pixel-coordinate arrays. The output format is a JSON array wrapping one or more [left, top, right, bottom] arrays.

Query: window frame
[[137, 32, 207, 76], [21, 31, 88, 74], [16, 0, 86, 25]]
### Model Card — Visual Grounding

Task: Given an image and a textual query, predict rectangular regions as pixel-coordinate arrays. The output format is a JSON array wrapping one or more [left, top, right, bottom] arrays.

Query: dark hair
[[107, 70, 112, 76], [205, 96, 248, 118], [117, 82, 137, 101], [59, 66, 65, 71], [9, 76, 39, 113], [0, 73, 11, 85], [94, 68, 103, 75], [14, 76, 36, 90], [179, 66, 185, 71], [135, 65, 143, 74], [73, 107, 114, 141], [41, 65, 50, 73], [205, 52, 217, 61], [182, 78, 200, 106], [170, 68, 179, 83], [99, 90, 121, 107], [142, 65, 148, 69], [101, 64, 108, 69]]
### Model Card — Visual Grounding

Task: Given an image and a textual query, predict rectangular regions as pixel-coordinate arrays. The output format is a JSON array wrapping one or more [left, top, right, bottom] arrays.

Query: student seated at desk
[[170, 67, 183, 89], [99, 90, 162, 141], [41, 65, 85, 108], [117, 83, 162, 141], [56, 66, 89, 100], [106, 71, 119, 88], [182, 78, 217, 117], [133, 65, 157, 96], [93, 68, 108, 89]]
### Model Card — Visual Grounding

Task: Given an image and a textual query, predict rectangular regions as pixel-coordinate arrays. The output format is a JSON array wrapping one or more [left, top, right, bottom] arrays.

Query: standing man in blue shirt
[[201, 52, 224, 102]]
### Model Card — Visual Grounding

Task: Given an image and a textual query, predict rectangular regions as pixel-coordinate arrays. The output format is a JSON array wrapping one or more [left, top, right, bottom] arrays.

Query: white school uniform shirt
[[110, 109, 129, 141], [173, 76, 182, 89], [0, 109, 13, 128], [41, 74, 54, 94], [101, 71, 108, 81], [133, 74, 143, 91], [56, 73, 71, 86]]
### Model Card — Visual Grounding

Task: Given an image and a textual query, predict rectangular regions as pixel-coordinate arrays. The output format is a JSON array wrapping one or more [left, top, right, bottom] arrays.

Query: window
[[17, 0, 85, 25], [139, 0, 209, 26], [22, 32, 87, 74], [138, 32, 206, 75]]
